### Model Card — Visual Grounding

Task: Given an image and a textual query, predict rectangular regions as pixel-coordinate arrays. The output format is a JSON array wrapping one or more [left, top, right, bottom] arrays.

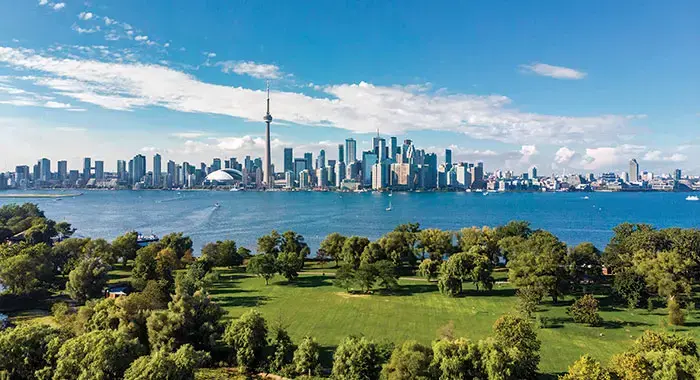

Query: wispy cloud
[[520, 62, 587, 80], [78, 12, 93, 20], [218, 61, 282, 79], [0, 46, 640, 146], [38, 0, 65, 11]]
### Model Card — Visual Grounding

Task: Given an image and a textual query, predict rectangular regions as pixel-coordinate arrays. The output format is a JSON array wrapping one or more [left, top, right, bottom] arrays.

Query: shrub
[[568, 294, 602, 326], [668, 297, 685, 326]]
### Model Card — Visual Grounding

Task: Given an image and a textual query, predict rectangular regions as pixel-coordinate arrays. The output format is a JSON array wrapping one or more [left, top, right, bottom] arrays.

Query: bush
[[668, 297, 685, 326], [560, 354, 611, 380], [568, 294, 602, 326], [613, 270, 647, 308], [516, 285, 544, 318]]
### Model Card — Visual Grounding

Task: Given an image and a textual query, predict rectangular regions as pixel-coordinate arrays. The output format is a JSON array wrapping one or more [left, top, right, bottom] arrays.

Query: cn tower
[[263, 81, 273, 188]]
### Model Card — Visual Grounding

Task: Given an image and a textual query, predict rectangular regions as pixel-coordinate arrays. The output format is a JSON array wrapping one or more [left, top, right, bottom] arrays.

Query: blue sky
[[0, 0, 698, 174]]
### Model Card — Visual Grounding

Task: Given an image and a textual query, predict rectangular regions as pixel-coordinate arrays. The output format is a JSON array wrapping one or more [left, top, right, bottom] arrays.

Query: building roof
[[205, 169, 243, 182]]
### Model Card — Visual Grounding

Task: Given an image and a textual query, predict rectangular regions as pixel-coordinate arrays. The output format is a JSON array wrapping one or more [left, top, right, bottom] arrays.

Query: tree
[[334, 264, 356, 292], [123, 344, 210, 380], [276, 251, 305, 281], [257, 230, 282, 255], [609, 331, 700, 380], [147, 290, 224, 352], [633, 249, 692, 301], [202, 240, 243, 268], [437, 272, 461, 297], [280, 230, 310, 259], [492, 313, 541, 379], [458, 226, 499, 264], [494, 220, 532, 240], [66, 256, 110, 302], [0, 324, 66, 379], [560, 355, 610, 380], [0, 245, 53, 295], [223, 309, 268, 372], [568, 295, 603, 326], [613, 269, 648, 308], [24, 218, 57, 245], [417, 259, 441, 281], [247, 254, 277, 285], [82, 238, 117, 265], [53, 330, 146, 380], [268, 326, 295, 373], [341, 236, 370, 269], [237, 246, 252, 259], [360, 242, 388, 265], [497, 235, 527, 265], [132, 244, 160, 289], [55, 221, 75, 237], [668, 296, 685, 326], [374, 260, 399, 291], [331, 336, 385, 380], [294, 336, 321, 377], [355, 262, 379, 293], [417, 229, 453, 260], [382, 340, 433, 380], [507, 231, 569, 303], [51, 237, 89, 275], [159, 232, 193, 261], [379, 231, 417, 266], [516, 285, 545, 319], [566, 242, 603, 292], [111, 231, 140, 266], [602, 223, 668, 273], [430, 338, 484, 379]]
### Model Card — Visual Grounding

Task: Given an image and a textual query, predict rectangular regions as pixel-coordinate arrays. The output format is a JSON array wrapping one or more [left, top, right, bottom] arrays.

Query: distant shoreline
[[0, 193, 83, 198]]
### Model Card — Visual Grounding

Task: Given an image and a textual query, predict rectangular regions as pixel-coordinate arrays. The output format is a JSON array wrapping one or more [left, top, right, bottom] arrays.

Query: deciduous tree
[[293, 336, 321, 377], [223, 309, 268, 372], [247, 254, 277, 285], [320, 232, 347, 267], [383, 340, 433, 380], [66, 256, 110, 302], [123, 344, 209, 380], [331, 336, 385, 380]]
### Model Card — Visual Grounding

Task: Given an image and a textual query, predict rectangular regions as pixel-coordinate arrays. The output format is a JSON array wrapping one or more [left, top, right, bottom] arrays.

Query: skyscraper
[[283, 148, 294, 173], [338, 144, 344, 163], [390, 137, 398, 162], [95, 161, 104, 180], [445, 149, 452, 168], [674, 169, 682, 181], [167, 160, 176, 188], [317, 149, 326, 169], [39, 158, 51, 182], [629, 159, 640, 182], [263, 82, 273, 187], [83, 157, 91, 181], [304, 152, 313, 172], [212, 158, 221, 172], [377, 138, 387, 161], [153, 154, 162, 187], [57, 160, 67, 181], [530, 166, 538, 180], [132, 154, 146, 184], [362, 151, 378, 186], [345, 138, 357, 163], [117, 160, 127, 182]]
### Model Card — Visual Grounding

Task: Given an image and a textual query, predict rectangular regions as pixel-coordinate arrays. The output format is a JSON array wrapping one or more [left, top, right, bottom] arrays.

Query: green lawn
[[210, 268, 700, 376]]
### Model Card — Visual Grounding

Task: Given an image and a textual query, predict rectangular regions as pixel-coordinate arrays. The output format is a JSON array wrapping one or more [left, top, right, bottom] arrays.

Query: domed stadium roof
[[205, 169, 243, 183]]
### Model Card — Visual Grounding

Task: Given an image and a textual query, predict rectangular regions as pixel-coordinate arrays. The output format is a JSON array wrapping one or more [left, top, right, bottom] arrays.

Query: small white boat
[[230, 188, 240, 192], [686, 195, 699, 201], [386, 200, 392, 211], [583, 196, 589, 200], [214, 202, 221, 208]]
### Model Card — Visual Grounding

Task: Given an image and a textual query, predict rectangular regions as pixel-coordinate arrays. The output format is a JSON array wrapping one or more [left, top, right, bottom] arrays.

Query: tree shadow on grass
[[283, 275, 333, 288], [208, 287, 251, 296], [538, 373, 565, 380], [318, 345, 336, 375], [461, 288, 517, 297], [215, 295, 270, 309], [601, 320, 651, 329], [381, 283, 437, 297]]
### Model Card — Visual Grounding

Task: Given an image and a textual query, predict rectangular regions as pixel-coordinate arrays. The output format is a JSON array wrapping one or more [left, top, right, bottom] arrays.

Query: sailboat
[[386, 192, 392, 211]]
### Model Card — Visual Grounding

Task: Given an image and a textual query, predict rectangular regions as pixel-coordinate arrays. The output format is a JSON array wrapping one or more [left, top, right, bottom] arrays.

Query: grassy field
[[210, 267, 700, 376]]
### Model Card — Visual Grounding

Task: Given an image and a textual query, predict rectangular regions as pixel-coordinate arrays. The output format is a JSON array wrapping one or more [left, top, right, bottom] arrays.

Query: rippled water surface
[[1, 190, 698, 253]]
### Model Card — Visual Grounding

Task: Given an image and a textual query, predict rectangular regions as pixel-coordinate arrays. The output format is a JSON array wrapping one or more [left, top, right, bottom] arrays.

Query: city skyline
[[0, 2, 699, 174]]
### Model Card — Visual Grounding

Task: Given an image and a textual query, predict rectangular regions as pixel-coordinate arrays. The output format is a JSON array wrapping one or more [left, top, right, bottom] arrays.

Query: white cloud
[[520, 62, 586, 80], [72, 24, 101, 34], [52, 2, 65, 10], [103, 17, 115, 25], [554, 146, 576, 164], [0, 47, 640, 145], [44, 101, 72, 109], [39, 0, 48, 5], [580, 144, 646, 170], [172, 132, 206, 139], [219, 61, 282, 79], [643, 150, 687, 162], [519, 145, 538, 162], [206, 52, 216, 58], [134, 35, 149, 41], [78, 12, 93, 20]]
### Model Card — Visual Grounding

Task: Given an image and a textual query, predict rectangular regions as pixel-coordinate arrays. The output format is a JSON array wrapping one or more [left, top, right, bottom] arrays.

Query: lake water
[[1, 190, 699, 254]]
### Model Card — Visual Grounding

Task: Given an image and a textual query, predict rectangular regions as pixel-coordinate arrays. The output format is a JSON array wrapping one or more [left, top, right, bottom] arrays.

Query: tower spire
[[263, 81, 273, 188]]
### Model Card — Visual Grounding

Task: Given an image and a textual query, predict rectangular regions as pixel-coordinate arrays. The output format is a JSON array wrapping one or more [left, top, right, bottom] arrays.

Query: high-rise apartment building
[[338, 144, 344, 163], [57, 160, 68, 181], [304, 152, 313, 172], [390, 137, 398, 162], [345, 138, 357, 163], [39, 158, 51, 182], [283, 148, 293, 173], [629, 159, 640, 182], [317, 149, 325, 169], [83, 157, 91, 181], [94, 160, 104, 180]]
